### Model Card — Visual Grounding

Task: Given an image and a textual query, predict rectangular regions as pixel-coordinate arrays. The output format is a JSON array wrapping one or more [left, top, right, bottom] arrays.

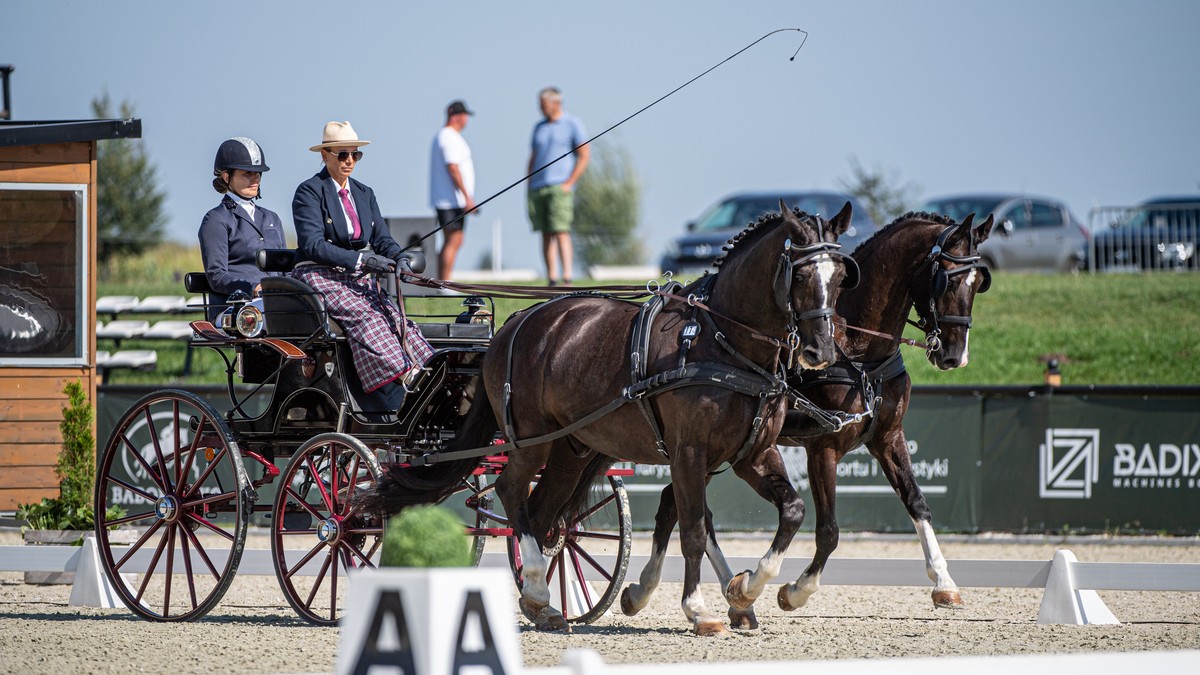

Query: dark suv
[[659, 191, 877, 278], [1088, 196, 1200, 271]]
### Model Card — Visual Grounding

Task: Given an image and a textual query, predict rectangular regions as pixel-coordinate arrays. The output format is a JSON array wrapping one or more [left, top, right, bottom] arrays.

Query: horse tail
[[354, 386, 498, 516], [554, 452, 618, 525]]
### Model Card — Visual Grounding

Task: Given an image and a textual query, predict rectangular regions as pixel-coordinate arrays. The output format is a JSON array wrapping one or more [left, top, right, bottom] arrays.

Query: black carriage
[[92, 251, 632, 625]]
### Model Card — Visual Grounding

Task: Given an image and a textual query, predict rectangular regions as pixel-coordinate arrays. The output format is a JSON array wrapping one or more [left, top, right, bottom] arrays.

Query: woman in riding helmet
[[198, 137, 288, 321]]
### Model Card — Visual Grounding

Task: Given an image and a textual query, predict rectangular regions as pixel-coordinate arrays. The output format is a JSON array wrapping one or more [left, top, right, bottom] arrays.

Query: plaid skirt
[[292, 266, 434, 393]]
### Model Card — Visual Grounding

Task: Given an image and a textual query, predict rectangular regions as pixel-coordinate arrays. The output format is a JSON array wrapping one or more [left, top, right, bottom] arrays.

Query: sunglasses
[[325, 149, 363, 162]]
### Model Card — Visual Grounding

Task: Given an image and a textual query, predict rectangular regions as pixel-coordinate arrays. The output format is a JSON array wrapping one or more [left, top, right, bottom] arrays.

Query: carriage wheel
[[462, 472, 496, 566], [479, 475, 631, 624], [93, 389, 251, 621], [269, 432, 383, 626]]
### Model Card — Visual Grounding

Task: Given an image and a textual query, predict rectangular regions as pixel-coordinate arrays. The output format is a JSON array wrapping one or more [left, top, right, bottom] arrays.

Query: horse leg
[[620, 482, 675, 616], [869, 431, 963, 609], [495, 443, 567, 631], [673, 449, 729, 637], [724, 447, 804, 623], [778, 444, 838, 611]]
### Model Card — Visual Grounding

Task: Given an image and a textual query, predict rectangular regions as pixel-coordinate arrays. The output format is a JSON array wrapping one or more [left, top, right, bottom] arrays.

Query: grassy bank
[[97, 245, 1200, 386]]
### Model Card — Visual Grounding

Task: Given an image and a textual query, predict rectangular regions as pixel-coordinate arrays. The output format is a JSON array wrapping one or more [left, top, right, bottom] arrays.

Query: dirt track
[[1, 530, 1198, 674]]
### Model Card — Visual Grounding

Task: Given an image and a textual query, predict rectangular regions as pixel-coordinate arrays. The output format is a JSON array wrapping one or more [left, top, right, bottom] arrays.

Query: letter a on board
[[451, 590, 506, 674], [352, 590, 417, 675]]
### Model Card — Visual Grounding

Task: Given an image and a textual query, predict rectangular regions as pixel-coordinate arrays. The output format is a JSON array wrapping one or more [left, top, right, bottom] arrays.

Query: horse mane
[[854, 210, 957, 256], [712, 208, 819, 269]]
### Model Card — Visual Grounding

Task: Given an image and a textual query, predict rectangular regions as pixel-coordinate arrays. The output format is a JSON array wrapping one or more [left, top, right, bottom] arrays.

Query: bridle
[[772, 233, 860, 333], [907, 223, 991, 353]]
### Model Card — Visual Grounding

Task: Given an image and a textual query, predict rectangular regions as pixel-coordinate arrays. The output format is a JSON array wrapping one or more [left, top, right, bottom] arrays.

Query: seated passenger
[[291, 121, 433, 411], [198, 137, 287, 321]]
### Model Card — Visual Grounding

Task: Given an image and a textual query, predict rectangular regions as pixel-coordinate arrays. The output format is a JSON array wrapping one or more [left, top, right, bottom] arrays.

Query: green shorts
[[527, 184, 575, 233]]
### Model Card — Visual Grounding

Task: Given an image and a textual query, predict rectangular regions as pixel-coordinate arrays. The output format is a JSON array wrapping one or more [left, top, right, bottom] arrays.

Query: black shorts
[[436, 208, 467, 234]]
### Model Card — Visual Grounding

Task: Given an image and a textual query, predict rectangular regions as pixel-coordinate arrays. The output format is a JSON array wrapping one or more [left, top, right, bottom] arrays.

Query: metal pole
[[0, 64, 14, 120]]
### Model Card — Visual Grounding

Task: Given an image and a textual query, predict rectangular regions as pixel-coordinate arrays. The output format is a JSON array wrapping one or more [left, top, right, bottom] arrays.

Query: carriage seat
[[259, 275, 343, 338]]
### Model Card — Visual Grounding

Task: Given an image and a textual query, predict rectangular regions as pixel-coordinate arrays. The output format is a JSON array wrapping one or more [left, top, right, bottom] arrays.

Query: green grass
[[98, 245, 1200, 386]]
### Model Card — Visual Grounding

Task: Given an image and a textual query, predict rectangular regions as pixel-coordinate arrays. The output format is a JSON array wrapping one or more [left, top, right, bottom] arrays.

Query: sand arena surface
[[1, 529, 1198, 674]]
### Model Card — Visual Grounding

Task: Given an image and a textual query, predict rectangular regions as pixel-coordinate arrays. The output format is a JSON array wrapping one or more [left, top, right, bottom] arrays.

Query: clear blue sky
[[5, 1, 1198, 275]]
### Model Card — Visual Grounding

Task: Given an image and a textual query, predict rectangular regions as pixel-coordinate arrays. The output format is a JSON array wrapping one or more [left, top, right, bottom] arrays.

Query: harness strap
[[629, 287, 678, 458]]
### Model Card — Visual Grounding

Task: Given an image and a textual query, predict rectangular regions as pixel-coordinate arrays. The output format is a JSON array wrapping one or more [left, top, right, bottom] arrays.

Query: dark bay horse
[[621, 211, 994, 626], [358, 202, 857, 635]]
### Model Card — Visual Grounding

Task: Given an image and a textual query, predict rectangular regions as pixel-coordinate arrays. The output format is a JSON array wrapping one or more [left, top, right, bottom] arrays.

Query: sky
[[4, 0, 1199, 276]]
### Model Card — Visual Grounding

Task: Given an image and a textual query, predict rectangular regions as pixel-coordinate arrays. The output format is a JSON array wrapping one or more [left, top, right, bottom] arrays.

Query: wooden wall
[[0, 141, 97, 511]]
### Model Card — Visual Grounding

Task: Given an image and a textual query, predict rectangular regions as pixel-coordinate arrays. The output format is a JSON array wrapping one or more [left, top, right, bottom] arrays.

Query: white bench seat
[[96, 320, 149, 340]]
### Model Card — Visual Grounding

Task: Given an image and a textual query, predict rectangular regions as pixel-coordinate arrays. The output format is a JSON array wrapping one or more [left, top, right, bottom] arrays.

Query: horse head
[[910, 212, 995, 370], [710, 199, 856, 371]]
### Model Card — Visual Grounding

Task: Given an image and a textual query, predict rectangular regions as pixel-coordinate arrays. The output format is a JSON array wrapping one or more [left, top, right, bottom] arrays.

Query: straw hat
[[309, 121, 372, 152]]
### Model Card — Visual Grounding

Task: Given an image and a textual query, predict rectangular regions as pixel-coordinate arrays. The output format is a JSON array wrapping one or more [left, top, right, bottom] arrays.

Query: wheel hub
[[317, 517, 341, 544], [154, 496, 178, 522]]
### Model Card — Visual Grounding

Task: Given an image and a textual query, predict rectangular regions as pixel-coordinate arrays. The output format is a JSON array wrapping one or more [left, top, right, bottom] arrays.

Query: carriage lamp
[[1044, 358, 1062, 388], [235, 303, 266, 338]]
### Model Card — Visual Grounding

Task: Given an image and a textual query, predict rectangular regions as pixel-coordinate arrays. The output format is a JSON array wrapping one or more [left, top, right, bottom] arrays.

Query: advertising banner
[[981, 394, 1200, 533], [619, 393, 983, 532]]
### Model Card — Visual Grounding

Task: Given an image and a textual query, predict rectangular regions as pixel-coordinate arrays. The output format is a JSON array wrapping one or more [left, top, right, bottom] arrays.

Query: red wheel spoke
[[103, 474, 160, 504], [285, 539, 329, 579], [284, 487, 329, 521], [181, 446, 231, 500], [172, 400, 183, 487], [574, 491, 616, 522], [304, 552, 334, 607], [143, 407, 173, 494], [133, 529, 170, 604], [567, 545, 598, 608], [178, 414, 205, 487], [162, 525, 177, 616], [179, 525, 200, 610], [568, 530, 621, 542], [182, 509, 236, 540], [179, 520, 223, 580], [114, 519, 165, 571], [304, 452, 335, 513], [119, 433, 166, 492], [566, 539, 612, 582]]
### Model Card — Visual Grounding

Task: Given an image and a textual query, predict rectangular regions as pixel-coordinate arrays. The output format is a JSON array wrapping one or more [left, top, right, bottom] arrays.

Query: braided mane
[[854, 210, 957, 254], [712, 208, 819, 269]]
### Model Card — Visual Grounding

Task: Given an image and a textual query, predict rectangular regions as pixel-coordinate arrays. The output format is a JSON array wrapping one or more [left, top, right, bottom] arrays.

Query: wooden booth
[[0, 118, 141, 510]]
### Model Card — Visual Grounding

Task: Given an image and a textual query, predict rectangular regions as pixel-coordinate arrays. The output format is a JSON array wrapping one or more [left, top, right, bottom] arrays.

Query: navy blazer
[[198, 196, 287, 320], [292, 167, 402, 270]]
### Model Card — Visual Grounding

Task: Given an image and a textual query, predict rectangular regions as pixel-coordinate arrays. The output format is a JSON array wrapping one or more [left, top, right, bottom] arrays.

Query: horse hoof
[[728, 609, 758, 630], [724, 571, 755, 610], [777, 585, 802, 612], [519, 597, 568, 631], [693, 619, 730, 637], [619, 587, 641, 616], [932, 589, 965, 609]]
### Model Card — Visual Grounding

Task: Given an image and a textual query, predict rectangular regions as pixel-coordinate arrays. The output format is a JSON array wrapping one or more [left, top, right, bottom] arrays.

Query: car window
[[1029, 201, 1064, 228], [693, 200, 739, 232], [1004, 201, 1032, 230], [731, 199, 783, 229]]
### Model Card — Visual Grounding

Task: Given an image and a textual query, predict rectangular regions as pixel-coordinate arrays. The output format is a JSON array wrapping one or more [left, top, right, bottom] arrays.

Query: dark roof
[[0, 118, 142, 147]]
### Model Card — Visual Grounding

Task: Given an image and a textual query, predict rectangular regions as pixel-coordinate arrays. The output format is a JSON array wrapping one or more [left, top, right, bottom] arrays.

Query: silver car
[[919, 194, 1088, 272]]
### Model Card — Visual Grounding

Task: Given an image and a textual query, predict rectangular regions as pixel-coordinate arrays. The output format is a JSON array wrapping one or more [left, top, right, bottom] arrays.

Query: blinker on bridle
[[909, 223, 991, 352], [773, 237, 860, 329]]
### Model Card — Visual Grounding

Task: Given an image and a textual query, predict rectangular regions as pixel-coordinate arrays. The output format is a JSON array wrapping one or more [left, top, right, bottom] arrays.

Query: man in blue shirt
[[527, 86, 589, 286]]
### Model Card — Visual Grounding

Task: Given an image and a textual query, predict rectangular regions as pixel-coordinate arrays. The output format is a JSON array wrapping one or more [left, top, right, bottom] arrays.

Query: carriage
[[91, 250, 634, 626]]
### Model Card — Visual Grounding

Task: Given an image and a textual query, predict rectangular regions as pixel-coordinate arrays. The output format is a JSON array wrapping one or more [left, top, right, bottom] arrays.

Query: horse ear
[[778, 198, 792, 218], [974, 214, 996, 246], [944, 212, 975, 249], [960, 212, 976, 230], [828, 201, 853, 237]]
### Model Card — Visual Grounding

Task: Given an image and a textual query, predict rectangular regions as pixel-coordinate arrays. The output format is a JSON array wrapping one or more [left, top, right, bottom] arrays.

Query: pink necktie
[[339, 188, 362, 240]]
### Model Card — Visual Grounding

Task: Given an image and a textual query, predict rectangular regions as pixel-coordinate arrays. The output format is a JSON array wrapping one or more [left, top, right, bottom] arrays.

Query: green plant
[[380, 505, 472, 567], [17, 381, 122, 531]]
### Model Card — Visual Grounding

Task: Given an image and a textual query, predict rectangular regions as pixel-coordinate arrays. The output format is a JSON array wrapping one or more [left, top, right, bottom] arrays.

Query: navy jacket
[[198, 196, 287, 320], [292, 167, 402, 270]]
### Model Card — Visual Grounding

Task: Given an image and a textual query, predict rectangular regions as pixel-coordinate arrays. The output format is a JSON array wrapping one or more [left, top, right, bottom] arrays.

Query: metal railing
[[1086, 201, 1200, 272]]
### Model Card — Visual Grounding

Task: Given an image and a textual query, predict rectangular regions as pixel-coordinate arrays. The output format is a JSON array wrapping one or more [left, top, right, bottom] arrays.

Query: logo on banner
[[1039, 428, 1100, 499]]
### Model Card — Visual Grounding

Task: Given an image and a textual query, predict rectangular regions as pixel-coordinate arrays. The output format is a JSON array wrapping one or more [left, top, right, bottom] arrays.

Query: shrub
[[380, 505, 472, 567]]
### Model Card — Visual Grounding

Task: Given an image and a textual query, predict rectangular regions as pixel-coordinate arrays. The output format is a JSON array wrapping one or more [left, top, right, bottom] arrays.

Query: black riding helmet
[[214, 137, 270, 173]]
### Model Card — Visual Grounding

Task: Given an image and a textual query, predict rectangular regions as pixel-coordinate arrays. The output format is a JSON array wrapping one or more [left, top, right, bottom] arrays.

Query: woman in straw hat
[[291, 121, 433, 412]]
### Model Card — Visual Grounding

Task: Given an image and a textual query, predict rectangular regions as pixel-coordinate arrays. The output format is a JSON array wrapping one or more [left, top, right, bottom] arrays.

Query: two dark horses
[[360, 204, 995, 635]]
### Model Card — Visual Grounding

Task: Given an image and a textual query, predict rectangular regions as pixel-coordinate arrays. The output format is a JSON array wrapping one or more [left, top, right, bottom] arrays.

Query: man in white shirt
[[429, 100, 476, 279]]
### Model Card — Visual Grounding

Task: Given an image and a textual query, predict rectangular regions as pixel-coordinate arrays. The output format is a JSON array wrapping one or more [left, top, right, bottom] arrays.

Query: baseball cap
[[447, 100, 474, 116]]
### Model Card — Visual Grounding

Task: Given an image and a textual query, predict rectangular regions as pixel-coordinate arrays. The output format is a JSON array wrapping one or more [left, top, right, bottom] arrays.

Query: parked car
[[1088, 196, 1200, 271], [918, 193, 1088, 272], [659, 191, 877, 278]]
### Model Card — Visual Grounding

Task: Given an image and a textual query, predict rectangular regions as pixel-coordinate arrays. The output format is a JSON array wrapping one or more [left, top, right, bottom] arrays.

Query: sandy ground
[[1, 528, 1198, 674]]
